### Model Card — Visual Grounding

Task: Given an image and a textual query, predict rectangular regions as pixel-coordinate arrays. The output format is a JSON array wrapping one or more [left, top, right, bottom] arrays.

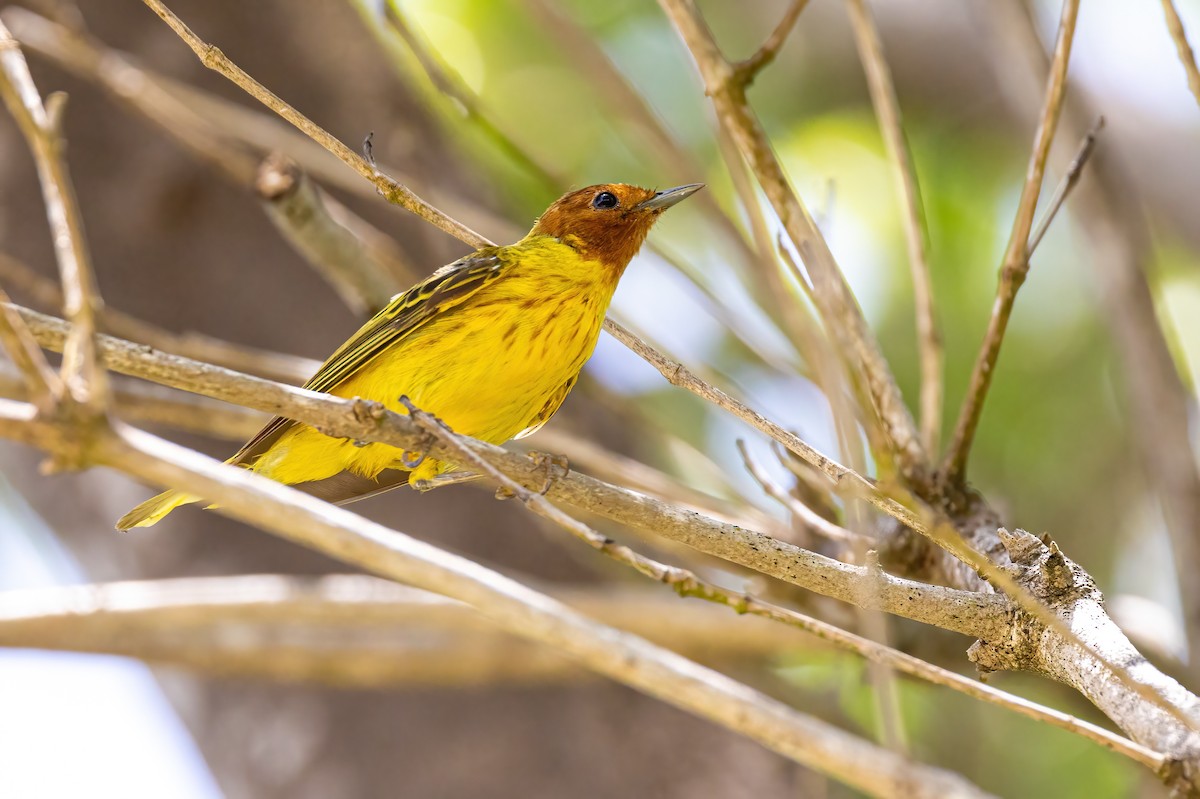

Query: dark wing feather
[[229, 249, 507, 467]]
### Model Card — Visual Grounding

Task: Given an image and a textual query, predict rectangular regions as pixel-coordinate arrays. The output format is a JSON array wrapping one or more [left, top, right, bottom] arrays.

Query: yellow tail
[[115, 489, 198, 530]]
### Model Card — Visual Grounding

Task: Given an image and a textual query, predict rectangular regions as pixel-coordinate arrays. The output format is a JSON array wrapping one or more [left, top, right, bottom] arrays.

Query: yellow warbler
[[117, 182, 702, 529]]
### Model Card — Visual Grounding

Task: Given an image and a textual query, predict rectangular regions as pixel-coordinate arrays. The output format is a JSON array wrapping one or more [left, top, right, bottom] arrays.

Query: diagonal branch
[[0, 288, 60, 410], [942, 0, 1080, 484], [83, 417, 988, 799], [1161, 0, 1200, 109], [656, 0, 928, 488], [138, 0, 490, 249]]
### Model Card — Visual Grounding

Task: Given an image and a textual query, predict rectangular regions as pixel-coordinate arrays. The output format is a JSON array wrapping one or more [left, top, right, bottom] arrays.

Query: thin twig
[[604, 317, 924, 531], [377, 1, 567, 188], [1026, 117, 1104, 255], [845, 0, 942, 454], [737, 439, 869, 549], [0, 288, 60, 410], [138, 0, 490, 249], [942, 0, 1080, 483], [656, 0, 928, 487], [1161, 0, 1200, 110], [0, 19, 105, 410], [532, 427, 777, 533], [733, 0, 811, 83]]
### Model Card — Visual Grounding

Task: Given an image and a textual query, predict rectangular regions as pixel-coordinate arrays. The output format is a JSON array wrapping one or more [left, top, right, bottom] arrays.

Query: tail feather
[[115, 489, 198, 530]]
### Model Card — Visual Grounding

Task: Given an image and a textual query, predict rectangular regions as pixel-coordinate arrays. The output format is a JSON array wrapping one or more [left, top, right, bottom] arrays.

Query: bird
[[116, 182, 703, 529]]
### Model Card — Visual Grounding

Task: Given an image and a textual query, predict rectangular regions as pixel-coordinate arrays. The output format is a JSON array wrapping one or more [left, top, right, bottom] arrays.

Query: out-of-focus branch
[[0, 364, 264, 440], [0, 252, 317, 384], [256, 152, 399, 315], [0, 574, 1162, 772], [1, 6, 475, 234], [1026, 118, 1103, 255], [7, 301, 1009, 639], [139, 0, 490, 249], [1161, 0, 1200, 109], [0, 577, 795, 686], [0, 19, 105, 411], [942, 0, 1079, 484], [845, 0, 941, 455], [733, 0, 811, 83], [0, 289, 60, 410], [656, 0, 928, 489]]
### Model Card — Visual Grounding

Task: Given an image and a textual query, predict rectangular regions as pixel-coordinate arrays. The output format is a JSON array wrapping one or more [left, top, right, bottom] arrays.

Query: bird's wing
[[230, 249, 508, 467]]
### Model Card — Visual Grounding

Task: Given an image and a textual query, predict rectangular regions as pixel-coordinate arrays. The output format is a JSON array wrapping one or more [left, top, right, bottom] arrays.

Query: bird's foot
[[397, 395, 446, 469], [527, 451, 570, 496]]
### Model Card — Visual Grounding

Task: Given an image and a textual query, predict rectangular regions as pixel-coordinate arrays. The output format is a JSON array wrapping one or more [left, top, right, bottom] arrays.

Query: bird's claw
[[528, 451, 569, 495]]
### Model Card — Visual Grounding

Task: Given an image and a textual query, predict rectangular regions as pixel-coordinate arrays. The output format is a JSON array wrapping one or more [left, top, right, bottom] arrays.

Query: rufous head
[[529, 183, 703, 273]]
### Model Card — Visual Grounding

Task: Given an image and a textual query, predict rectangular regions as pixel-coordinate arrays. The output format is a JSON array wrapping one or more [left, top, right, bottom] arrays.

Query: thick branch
[[84, 416, 988, 799], [7, 301, 1009, 640]]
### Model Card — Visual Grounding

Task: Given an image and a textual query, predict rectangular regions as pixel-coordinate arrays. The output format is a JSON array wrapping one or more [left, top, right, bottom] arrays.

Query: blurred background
[[0, 0, 1198, 796]]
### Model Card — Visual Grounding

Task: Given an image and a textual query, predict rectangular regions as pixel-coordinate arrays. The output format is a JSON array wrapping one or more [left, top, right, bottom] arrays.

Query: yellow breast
[[258, 236, 618, 486]]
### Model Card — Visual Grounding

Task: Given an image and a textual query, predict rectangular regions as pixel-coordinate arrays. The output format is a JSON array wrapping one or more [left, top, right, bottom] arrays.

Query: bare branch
[[733, 0, 811, 83], [738, 439, 869, 549], [844, 0, 942, 454], [982, 0, 1200, 677], [942, 0, 1080, 483], [139, 0, 491, 249], [656, 0, 928, 487], [1161, 0, 1200, 109], [0, 288, 60, 410], [0, 577, 796, 686], [604, 317, 925, 533], [0, 19, 105, 410], [0, 364, 262, 440], [1026, 117, 1104, 255], [92, 416, 992, 799], [6, 301, 1008, 639], [256, 152, 400, 315]]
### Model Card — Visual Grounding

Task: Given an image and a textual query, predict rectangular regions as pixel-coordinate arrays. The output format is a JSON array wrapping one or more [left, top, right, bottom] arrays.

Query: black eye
[[592, 191, 619, 210]]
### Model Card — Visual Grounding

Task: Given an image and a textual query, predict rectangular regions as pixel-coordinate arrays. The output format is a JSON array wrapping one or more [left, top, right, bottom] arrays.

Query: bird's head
[[529, 183, 703, 274]]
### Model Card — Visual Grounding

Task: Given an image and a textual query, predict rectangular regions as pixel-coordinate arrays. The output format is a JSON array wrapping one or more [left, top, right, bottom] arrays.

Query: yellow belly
[[252, 264, 612, 487]]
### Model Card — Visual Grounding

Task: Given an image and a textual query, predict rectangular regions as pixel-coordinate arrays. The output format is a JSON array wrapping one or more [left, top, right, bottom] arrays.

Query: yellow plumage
[[116, 182, 701, 530]]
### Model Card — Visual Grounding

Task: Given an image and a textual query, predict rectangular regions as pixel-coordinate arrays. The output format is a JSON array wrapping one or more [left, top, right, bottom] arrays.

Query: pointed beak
[[634, 183, 705, 212]]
